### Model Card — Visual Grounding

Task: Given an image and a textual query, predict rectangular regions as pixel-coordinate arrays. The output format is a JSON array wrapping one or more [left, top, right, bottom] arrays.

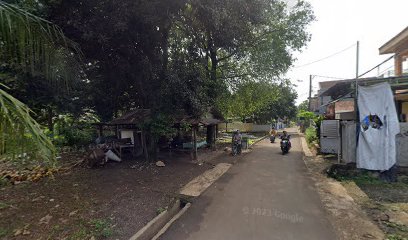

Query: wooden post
[[141, 130, 149, 161], [98, 124, 103, 137], [132, 130, 138, 158], [395, 54, 403, 77], [192, 125, 198, 161], [116, 125, 120, 139], [212, 124, 217, 150], [206, 125, 212, 146]]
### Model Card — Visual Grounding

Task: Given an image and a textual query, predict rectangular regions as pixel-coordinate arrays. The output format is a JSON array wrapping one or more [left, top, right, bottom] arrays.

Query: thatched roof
[[109, 109, 151, 125]]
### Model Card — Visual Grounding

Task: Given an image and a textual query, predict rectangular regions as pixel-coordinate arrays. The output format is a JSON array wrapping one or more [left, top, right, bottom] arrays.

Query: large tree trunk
[[192, 125, 198, 161], [141, 130, 149, 161], [47, 106, 53, 132]]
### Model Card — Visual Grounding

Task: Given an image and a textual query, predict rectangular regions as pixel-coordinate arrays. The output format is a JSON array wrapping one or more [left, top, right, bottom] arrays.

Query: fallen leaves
[[0, 166, 59, 184], [69, 210, 79, 217], [13, 224, 31, 236], [39, 214, 53, 225]]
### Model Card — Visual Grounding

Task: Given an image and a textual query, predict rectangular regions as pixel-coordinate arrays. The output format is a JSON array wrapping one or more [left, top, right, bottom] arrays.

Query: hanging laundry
[[357, 82, 400, 171]]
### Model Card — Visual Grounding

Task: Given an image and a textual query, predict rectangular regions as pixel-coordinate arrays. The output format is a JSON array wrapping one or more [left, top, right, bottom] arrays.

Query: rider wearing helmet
[[280, 130, 291, 148]]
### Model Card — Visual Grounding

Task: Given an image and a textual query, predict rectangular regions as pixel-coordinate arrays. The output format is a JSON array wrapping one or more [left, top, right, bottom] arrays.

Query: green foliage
[[305, 127, 317, 145], [67, 219, 114, 240], [297, 100, 309, 112], [297, 110, 315, 120], [148, 114, 176, 139], [156, 207, 166, 215], [0, 84, 55, 163], [47, 0, 314, 122], [0, 227, 9, 238], [0, 1, 81, 85], [0, 201, 9, 210], [0, 0, 315, 163], [0, 1, 82, 165], [386, 234, 408, 240], [90, 219, 114, 238], [218, 80, 298, 122], [50, 114, 97, 147]]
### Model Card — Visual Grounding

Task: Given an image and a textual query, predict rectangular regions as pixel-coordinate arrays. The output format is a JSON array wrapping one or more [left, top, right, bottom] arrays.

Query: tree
[[176, 0, 314, 90], [45, 0, 315, 159], [298, 100, 309, 112], [217, 79, 298, 123], [254, 80, 298, 123]]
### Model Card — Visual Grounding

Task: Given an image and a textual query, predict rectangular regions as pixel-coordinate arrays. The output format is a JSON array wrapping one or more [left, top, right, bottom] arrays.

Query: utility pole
[[308, 75, 313, 111], [356, 41, 360, 79], [355, 41, 360, 119], [355, 41, 360, 97]]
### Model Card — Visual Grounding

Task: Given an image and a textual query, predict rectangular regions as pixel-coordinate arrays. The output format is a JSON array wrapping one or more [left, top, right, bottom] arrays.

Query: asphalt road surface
[[160, 131, 337, 240]]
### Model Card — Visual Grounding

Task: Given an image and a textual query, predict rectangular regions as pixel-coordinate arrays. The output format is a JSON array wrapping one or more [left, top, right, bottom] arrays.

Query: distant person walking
[[232, 130, 242, 155]]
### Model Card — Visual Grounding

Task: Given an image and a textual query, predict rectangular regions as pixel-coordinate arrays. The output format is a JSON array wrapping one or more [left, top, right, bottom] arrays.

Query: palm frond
[[0, 84, 55, 163], [0, 1, 83, 163], [0, 1, 81, 86]]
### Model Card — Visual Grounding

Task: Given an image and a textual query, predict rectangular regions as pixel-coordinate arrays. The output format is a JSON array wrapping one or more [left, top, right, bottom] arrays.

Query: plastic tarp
[[357, 82, 400, 171], [105, 150, 121, 162]]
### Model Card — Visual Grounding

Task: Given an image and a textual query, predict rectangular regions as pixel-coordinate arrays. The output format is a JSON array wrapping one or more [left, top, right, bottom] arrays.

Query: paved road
[[160, 131, 337, 240]]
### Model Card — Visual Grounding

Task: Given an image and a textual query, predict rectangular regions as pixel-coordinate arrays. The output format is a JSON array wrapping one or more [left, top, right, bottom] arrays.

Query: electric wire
[[293, 43, 357, 69], [358, 55, 394, 78]]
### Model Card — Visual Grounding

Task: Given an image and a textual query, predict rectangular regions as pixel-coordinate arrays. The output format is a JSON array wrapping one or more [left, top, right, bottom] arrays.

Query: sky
[[287, 0, 408, 104]]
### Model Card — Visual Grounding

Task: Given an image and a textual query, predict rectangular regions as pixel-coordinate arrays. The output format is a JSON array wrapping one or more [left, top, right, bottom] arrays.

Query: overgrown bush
[[50, 114, 98, 148], [305, 126, 317, 145]]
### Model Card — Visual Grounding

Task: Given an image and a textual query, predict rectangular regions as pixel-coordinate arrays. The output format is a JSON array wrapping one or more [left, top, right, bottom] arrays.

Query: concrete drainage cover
[[180, 163, 232, 197]]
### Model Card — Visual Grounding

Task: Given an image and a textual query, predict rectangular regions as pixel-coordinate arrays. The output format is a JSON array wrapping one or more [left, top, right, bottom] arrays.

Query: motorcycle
[[270, 135, 276, 143], [280, 136, 291, 155], [232, 141, 241, 156]]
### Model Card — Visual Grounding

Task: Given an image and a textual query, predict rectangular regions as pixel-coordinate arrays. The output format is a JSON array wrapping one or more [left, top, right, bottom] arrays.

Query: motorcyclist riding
[[280, 130, 292, 149], [269, 127, 277, 143]]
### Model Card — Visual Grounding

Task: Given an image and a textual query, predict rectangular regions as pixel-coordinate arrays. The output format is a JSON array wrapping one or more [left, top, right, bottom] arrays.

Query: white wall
[[120, 130, 134, 144]]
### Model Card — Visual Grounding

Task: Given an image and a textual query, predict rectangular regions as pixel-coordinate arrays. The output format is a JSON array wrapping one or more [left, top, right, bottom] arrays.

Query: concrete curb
[[129, 200, 181, 240], [297, 129, 313, 157], [129, 162, 233, 240], [152, 203, 191, 240], [249, 135, 268, 147], [179, 163, 232, 197]]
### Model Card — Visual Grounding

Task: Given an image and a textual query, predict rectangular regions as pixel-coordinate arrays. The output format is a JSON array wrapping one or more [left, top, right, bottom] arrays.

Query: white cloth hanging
[[357, 82, 400, 171]]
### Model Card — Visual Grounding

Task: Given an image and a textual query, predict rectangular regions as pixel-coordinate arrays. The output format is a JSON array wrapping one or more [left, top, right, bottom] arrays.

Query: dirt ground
[[0, 150, 215, 240], [337, 167, 408, 239], [302, 153, 385, 240], [320, 153, 408, 240]]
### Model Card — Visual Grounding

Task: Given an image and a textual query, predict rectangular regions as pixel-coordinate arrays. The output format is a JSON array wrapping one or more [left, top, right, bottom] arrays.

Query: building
[[379, 26, 408, 77], [315, 26, 408, 166]]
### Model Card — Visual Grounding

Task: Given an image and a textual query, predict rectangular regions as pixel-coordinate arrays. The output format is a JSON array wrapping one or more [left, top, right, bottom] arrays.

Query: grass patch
[[384, 222, 408, 240], [66, 218, 114, 239], [0, 177, 9, 187], [340, 172, 384, 185], [0, 227, 10, 238], [0, 202, 10, 210], [385, 222, 408, 233], [90, 219, 114, 238], [305, 127, 317, 145], [156, 207, 166, 215], [386, 234, 408, 240], [68, 227, 88, 240]]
